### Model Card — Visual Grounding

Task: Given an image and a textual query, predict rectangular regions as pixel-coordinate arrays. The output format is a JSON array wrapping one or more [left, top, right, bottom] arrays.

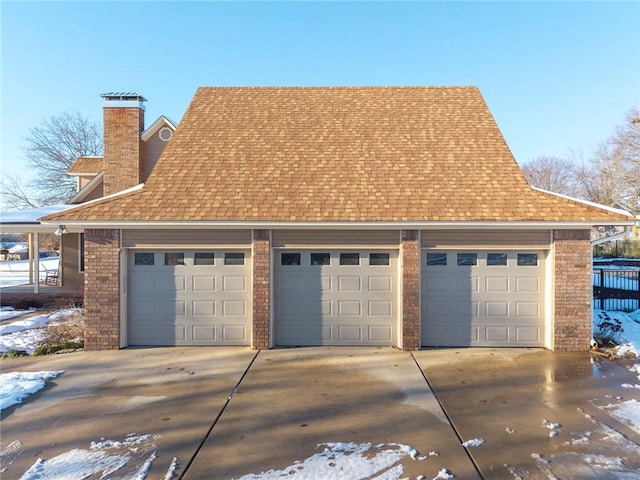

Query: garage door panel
[[369, 276, 392, 292], [516, 326, 540, 343], [171, 300, 185, 316], [338, 276, 362, 292], [424, 277, 450, 293], [426, 325, 480, 345], [457, 301, 479, 317], [222, 325, 247, 342], [192, 276, 215, 291], [516, 302, 539, 317], [423, 250, 545, 347], [192, 300, 215, 316], [455, 276, 478, 293], [338, 300, 362, 316], [485, 326, 509, 342], [516, 276, 540, 292], [485, 301, 509, 317], [369, 300, 392, 316], [222, 276, 246, 292], [275, 249, 397, 346], [193, 325, 216, 341], [485, 276, 509, 293], [369, 325, 393, 342], [222, 300, 246, 316], [338, 325, 362, 342], [128, 249, 250, 346]]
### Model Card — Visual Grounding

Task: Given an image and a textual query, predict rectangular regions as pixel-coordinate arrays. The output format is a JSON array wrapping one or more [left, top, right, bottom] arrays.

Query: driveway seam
[[410, 352, 486, 480], [178, 349, 261, 479]]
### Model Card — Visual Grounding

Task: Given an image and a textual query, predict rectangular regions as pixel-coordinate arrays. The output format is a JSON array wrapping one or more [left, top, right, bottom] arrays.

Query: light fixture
[[55, 225, 68, 236]]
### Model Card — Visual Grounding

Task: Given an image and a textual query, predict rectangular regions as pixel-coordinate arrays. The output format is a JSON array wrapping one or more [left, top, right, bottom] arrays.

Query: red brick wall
[[252, 230, 271, 349], [84, 229, 120, 350], [553, 229, 592, 351], [103, 106, 144, 196], [402, 230, 420, 350]]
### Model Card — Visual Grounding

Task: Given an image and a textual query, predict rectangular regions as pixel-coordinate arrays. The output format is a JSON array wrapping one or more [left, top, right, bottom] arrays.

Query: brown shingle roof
[[45, 87, 632, 224], [67, 156, 104, 174]]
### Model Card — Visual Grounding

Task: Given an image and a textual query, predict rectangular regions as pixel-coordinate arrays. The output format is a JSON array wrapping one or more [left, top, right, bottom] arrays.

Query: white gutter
[[591, 227, 632, 246], [532, 186, 635, 218], [38, 220, 635, 230]]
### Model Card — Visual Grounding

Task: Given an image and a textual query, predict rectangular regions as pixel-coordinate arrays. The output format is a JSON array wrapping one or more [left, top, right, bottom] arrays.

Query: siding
[[60, 233, 84, 287], [142, 133, 168, 182], [122, 229, 251, 248], [272, 230, 400, 248], [421, 230, 551, 249]]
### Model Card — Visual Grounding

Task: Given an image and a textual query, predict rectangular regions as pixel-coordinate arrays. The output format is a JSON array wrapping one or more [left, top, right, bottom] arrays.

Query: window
[[281, 253, 301, 266], [487, 253, 508, 266], [158, 127, 173, 141], [517, 253, 538, 266], [426, 253, 447, 266], [134, 252, 155, 266], [369, 253, 389, 266], [310, 253, 330, 265], [79, 233, 85, 272], [457, 253, 477, 266], [194, 252, 215, 265], [224, 252, 245, 265], [165, 252, 185, 266], [340, 253, 360, 265]]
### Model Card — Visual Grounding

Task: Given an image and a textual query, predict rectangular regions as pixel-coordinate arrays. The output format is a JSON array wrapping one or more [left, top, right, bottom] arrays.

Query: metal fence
[[593, 269, 640, 311]]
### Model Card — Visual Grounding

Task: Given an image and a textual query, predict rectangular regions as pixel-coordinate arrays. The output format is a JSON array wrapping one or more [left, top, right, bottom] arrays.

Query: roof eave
[[36, 220, 636, 230]]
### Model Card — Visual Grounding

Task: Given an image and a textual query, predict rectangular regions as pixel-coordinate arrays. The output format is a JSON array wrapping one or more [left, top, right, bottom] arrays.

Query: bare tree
[[1, 111, 102, 209], [0, 173, 41, 210], [577, 108, 640, 215], [521, 155, 579, 196]]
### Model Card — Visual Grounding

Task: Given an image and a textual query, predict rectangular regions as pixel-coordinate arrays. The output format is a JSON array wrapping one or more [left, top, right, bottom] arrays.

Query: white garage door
[[422, 250, 545, 347], [127, 249, 250, 346], [275, 250, 397, 346]]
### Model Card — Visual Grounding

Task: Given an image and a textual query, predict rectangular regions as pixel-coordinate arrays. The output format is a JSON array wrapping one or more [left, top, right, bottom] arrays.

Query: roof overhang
[[69, 171, 104, 204], [36, 220, 636, 231]]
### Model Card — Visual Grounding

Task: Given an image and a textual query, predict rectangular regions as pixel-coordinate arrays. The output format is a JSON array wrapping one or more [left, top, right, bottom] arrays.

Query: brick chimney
[[101, 93, 146, 196]]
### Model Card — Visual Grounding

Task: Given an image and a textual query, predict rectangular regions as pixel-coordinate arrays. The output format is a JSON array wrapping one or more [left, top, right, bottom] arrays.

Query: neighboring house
[[40, 87, 634, 352]]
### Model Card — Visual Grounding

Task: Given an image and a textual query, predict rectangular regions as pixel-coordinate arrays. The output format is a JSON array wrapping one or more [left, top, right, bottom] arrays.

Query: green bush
[[1, 349, 28, 358], [32, 340, 84, 356]]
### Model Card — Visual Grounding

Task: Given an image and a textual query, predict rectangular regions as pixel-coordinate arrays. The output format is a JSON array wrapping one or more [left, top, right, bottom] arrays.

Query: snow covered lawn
[[0, 308, 82, 355]]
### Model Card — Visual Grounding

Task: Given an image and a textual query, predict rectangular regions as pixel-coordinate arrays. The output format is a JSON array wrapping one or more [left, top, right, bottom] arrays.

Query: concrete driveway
[[1, 347, 639, 479]]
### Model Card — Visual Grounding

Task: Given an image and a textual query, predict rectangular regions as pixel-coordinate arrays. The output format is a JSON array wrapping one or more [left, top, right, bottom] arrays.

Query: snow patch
[[461, 438, 485, 447], [0, 371, 63, 410]]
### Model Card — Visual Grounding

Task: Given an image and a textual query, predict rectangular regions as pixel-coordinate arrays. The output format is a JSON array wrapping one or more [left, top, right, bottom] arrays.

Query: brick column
[[402, 230, 420, 350], [84, 229, 121, 350], [553, 229, 591, 351], [252, 229, 271, 349]]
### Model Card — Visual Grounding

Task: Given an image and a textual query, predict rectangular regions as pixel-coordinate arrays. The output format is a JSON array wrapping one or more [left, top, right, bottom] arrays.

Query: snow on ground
[[0, 258, 59, 287], [1, 306, 639, 479], [236, 442, 437, 480], [593, 309, 640, 357], [17, 433, 176, 480], [0, 371, 63, 410], [0, 306, 36, 321], [0, 308, 81, 355]]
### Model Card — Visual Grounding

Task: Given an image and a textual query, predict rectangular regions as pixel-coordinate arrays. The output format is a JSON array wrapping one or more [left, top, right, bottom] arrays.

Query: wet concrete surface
[[0, 347, 258, 478], [1, 347, 639, 479], [413, 348, 640, 479], [184, 347, 479, 479]]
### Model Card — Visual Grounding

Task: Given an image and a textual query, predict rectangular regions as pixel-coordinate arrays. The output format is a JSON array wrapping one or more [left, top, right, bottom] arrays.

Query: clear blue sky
[[1, 1, 639, 189]]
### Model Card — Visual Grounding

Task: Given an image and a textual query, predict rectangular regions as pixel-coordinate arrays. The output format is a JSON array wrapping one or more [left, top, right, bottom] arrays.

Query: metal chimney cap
[[100, 92, 147, 102]]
